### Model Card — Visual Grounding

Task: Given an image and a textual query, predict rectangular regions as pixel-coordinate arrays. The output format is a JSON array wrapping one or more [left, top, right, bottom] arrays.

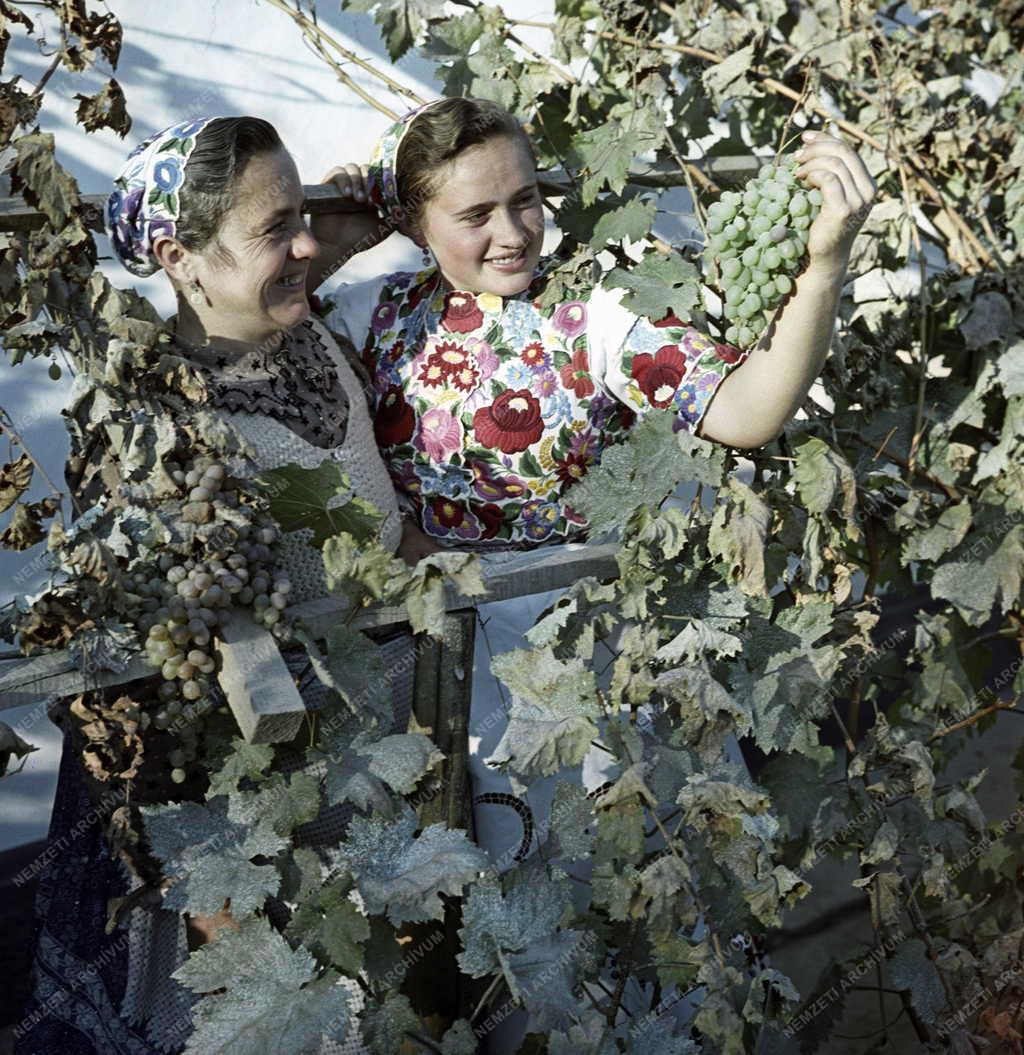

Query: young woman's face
[[417, 135, 545, 297], [190, 147, 318, 341]]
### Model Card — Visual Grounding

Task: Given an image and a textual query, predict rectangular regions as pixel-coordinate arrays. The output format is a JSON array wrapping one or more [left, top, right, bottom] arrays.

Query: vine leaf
[[361, 990, 420, 1055], [317, 729, 444, 817], [0, 453, 33, 514], [565, 411, 691, 537], [344, 0, 447, 61], [74, 78, 131, 136], [205, 739, 274, 799], [792, 436, 858, 523], [228, 771, 322, 837], [590, 197, 656, 250], [333, 806, 487, 926], [605, 249, 702, 321], [173, 917, 352, 1055], [458, 867, 595, 1029], [887, 937, 947, 1024], [10, 131, 80, 227], [140, 798, 285, 917], [487, 646, 600, 781], [702, 42, 759, 109], [439, 1019, 478, 1054], [708, 478, 772, 596], [255, 460, 384, 547], [286, 876, 370, 977], [0, 721, 37, 777], [0, 499, 57, 550]]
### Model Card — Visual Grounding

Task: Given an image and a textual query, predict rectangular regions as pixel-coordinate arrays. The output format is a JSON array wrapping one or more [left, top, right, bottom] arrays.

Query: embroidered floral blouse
[[325, 258, 751, 548]]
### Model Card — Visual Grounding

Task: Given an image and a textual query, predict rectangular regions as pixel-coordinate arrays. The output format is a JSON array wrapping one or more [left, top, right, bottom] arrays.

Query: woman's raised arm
[[698, 130, 878, 450]]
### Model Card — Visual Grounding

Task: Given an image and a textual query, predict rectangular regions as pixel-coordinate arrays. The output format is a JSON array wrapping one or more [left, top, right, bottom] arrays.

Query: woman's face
[[190, 147, 318, 342], [417, 135, 545, 297]]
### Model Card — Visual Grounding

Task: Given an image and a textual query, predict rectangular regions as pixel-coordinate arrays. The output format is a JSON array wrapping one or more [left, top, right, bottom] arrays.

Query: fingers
[[794, 131, 877, 207], [318, 163, 369, 203]]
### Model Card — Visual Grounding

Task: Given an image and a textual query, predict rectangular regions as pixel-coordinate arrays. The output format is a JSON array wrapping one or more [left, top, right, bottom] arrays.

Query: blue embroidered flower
[[153, 157, 183, 193], [416, 462, 472, 500], [504, 361, 534, 389], [522, 499, 559, 541], [500, 301, 542, 346], [541, 389, 572, 428]]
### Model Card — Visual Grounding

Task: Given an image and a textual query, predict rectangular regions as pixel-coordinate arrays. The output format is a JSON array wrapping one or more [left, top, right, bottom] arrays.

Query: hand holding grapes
[[793, 130, 877, 273]]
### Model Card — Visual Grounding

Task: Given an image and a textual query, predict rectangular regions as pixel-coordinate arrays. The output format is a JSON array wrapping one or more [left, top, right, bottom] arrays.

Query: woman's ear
[[152, 234, 193, 284]]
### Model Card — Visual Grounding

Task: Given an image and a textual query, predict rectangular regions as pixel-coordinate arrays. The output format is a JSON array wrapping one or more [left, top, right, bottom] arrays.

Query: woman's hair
[[176, 116, 283, 254], [396, 98, 535, 229]]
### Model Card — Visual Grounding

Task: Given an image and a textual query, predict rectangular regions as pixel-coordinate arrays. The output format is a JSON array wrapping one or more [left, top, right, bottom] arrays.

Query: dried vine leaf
[[0, 452, 32, 513], [0, 497, 58, 549], [74, 77, 131, 136]]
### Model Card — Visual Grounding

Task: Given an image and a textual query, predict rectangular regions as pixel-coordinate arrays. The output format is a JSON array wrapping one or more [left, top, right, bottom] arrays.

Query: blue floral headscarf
[[366, 100, 445, 228], [105, 116, 219, 277]]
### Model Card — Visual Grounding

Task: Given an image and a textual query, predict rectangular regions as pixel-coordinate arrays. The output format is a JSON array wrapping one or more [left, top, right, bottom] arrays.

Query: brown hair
[[176, 116, 284, 257], [396, 98, 536, 231]]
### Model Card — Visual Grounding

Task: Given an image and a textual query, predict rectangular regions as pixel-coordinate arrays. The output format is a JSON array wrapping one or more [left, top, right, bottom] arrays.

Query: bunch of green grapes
[[129, 457, 291, 785], [705, 160, 823, 348]]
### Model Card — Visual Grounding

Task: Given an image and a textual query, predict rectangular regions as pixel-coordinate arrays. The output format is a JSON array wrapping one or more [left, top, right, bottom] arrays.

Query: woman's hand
[[398, 517, 443, 566], [307, 164, 388, 292], [793, 130, 878, 278]]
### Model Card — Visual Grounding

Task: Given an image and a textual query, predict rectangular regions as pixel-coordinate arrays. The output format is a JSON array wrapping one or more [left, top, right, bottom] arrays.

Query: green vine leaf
[[173, 917, 352, 1055]]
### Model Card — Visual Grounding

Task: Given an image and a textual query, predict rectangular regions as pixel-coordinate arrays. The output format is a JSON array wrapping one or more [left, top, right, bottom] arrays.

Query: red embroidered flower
[[473, 389, 545, 454], [374, 385, 416, 446], [653, 309, 686, 328], [521, 342, 546, 367], [558, 348, 595, 398], [407, 276, 433, 311], [473, 502, 505, 539], [440, 292, 484, 333], [417, 340, 479, 391], [630, 344, 689, 408], [714, 341, 744, 364], [554, 450, 593, 485]]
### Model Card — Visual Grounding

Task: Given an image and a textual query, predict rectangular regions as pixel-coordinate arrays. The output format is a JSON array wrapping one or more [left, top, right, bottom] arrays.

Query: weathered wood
[[292, 541, 620, 639], [0, 543, 620, 727], [213, 609, 307, 743], [0, 652, 153, 711], [0, 157, 760, 233]]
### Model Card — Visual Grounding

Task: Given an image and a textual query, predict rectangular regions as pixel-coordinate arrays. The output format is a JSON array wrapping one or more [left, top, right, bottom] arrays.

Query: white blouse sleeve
[[587, 282, 752, 436], [322, 273, 391, 354]]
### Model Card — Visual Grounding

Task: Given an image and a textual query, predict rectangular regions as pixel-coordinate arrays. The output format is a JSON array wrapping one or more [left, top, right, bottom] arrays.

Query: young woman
[[16, 115, 428, 1055], [321, 95, 876, 1050]]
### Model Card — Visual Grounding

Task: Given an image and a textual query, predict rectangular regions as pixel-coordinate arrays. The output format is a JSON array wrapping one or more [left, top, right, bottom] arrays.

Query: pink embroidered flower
[[465, 337, 499, 384], [531, 368, 559, 399], [414, 407, 464, 463], [552, 300, 587, 339]]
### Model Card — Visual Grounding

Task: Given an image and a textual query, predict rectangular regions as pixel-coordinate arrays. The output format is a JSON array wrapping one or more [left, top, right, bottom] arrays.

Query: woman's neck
[[172, 296, 291, 364]]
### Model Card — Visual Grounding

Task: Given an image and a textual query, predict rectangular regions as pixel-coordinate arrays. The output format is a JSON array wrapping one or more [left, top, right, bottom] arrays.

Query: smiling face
[[416, 135, 545, 297], [187, 147, 318, 342]]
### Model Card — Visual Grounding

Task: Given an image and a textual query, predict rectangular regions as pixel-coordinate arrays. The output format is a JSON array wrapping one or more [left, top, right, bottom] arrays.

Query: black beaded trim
[[473, 792, 535, 861]]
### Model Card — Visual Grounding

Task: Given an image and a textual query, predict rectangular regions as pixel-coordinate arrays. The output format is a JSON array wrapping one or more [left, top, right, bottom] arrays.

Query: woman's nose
[[493, 206, 527, 246], [291, 224, 319, 260]]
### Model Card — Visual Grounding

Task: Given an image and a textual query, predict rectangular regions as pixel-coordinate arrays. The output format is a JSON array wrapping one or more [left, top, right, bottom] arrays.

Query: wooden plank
[[0, 653, 153, 712], [0, 543, 621, 712], [0, 157, 761, 233], [213, 609, 307, 743]]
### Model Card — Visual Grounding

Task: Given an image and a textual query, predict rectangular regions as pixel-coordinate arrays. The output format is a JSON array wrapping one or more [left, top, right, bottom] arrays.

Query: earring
[[189, 280, 204, 306], [421, 245, 432, 267]]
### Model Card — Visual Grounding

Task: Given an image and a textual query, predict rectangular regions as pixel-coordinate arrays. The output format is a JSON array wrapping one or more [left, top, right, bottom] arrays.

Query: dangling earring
[[189, 280, 204, 306], [421, 245, 432, 267]]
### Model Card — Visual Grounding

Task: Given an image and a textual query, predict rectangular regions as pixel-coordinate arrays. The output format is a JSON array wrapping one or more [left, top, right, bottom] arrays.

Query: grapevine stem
[[469, 973, 505, 1024], [0, 403, 67, 528]]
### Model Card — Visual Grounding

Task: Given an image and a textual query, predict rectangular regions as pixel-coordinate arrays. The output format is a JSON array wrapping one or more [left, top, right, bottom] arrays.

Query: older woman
[[321, 95, 876, 1051], [15, 116, 428, 1055]]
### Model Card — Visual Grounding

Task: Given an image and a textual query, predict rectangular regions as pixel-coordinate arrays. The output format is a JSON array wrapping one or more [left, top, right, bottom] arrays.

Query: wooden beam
[[213, 609, 307, 743], [0, 158, 760, 233], [0, 542, 621, 729]]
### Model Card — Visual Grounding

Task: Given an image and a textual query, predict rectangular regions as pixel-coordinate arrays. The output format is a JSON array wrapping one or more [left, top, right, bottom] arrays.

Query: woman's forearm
[[698, 256, 848, 450]]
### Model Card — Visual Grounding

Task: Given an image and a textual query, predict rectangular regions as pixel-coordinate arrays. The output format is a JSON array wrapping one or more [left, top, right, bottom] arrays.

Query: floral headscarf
[[105, 117, 218, 277], [366, 100, 446, 228]]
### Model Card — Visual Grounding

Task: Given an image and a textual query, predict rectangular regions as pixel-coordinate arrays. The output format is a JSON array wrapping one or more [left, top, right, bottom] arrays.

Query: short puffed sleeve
[[587, 283, 752, 435], [322, 273, 392, 355]]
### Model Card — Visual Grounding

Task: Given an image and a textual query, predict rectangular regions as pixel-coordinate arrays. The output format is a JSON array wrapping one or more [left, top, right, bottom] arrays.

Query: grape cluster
[[705, 160, 823, 348], [129, 457, 290, 785]]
